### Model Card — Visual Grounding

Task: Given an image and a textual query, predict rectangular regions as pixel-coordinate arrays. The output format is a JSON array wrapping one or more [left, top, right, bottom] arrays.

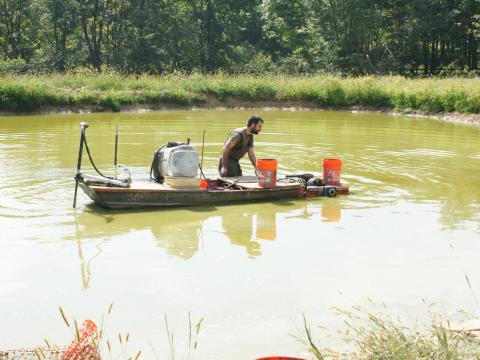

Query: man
[[219, 115, 263, 177]]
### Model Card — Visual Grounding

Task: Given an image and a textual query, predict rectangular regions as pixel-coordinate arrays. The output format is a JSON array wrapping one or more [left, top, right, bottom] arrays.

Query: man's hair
[[247, 115, 264, 127]]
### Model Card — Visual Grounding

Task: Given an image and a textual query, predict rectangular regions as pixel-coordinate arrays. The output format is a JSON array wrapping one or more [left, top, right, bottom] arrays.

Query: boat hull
[[79, 181, 302, 209]]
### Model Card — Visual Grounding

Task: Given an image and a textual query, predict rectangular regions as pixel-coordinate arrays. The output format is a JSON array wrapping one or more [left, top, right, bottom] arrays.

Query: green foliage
[[345, 79, 391, 108], [0, 84, 40, 111], [243, 52, 277, 74], [0, 0, 478, 75], [0, 58, 28, 75]]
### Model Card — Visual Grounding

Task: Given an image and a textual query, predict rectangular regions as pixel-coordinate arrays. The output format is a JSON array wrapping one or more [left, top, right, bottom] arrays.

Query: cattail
[[59, 307, 70, 328], [134, 350, 142, 360]]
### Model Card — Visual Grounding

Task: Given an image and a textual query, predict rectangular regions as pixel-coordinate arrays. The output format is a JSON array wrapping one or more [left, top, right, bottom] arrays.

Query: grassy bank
[[305, 310, 480, 360], [1, 72, 480, 114]]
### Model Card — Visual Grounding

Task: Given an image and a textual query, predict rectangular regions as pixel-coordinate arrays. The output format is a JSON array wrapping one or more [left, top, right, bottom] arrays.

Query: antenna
[[200, 130, 205, 170], [114, 125, 118, 166]]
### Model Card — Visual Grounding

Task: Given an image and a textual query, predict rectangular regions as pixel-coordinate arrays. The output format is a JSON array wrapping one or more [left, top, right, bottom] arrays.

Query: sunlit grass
[[304, 307, 480, 360], [55, 305, 203, 360], [0, 71, 479, 114]]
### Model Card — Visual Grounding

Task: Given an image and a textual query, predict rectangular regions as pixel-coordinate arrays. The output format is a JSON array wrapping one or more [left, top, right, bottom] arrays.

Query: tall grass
[[55, 305, 203, 360], [304, 308, 480, 360], [0, 71, 480, 114]]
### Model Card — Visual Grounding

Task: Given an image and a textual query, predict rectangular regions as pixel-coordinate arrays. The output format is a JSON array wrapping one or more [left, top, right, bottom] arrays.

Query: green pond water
[[0, 110, 479, 359]]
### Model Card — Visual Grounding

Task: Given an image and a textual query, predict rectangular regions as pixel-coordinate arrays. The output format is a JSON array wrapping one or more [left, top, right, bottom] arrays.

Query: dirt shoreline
[[1, 100, 479, 125]]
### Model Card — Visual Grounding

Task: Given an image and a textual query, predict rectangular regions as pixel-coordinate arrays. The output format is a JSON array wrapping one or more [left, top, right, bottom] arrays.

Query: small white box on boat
[[163, 176, 200, 189]]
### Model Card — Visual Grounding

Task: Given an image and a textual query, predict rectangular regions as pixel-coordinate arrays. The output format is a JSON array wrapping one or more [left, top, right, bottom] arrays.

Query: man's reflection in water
[[149, 208, 279, 259], [222, 211, 260, 258]]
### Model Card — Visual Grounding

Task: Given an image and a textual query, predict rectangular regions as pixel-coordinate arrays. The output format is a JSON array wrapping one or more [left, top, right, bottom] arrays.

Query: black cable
[[198, 164, 208, 181], [83, 136, 113, 179]]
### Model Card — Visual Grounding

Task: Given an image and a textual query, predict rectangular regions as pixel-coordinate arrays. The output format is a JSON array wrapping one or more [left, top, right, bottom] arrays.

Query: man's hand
[[220, 167, 228, 177]]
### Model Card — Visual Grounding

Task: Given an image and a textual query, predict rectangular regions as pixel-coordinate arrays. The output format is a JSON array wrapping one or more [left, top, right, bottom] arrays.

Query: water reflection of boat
[[72, 208, 211, 288], [74, 199, 342, 259], [72, 202, 302, 259], [72, 207, 212, 259], [70, 200, 342, 287]]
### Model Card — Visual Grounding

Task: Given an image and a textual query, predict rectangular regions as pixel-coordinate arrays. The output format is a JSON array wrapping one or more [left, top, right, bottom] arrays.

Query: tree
[[0, 0, 37, 60], [76, 0, 111, 70], [42, 0, 78, 70]]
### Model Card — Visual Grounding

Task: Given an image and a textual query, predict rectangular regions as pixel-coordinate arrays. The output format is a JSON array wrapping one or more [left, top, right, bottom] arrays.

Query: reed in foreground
[[304, 309, 480, 360]]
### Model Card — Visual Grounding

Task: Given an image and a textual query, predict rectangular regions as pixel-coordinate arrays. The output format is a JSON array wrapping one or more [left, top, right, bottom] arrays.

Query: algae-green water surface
[[0, 110, 479, 359]]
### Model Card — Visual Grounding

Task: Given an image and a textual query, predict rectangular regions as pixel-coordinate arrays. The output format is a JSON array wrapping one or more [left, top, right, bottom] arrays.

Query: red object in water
[[322, 158, 342, 186]]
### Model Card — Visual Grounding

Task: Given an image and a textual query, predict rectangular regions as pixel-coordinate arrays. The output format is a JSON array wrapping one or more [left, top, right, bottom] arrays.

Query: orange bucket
[[256, 159, 277, 188], [323, 158, 342, 186]]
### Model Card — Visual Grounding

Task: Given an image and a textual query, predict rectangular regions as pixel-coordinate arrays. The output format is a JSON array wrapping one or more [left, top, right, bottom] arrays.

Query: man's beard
[[251, 129, 259, 134]]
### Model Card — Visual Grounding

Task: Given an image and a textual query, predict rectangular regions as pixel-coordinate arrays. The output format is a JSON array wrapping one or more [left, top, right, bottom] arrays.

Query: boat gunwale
[[87, 180, 302, 193], [90, 186, 300, 193]]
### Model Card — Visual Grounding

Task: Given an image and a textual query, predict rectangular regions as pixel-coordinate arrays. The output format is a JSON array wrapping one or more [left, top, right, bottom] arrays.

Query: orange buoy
[[256, 159, 277, 188], [322, 158, 342, 186]]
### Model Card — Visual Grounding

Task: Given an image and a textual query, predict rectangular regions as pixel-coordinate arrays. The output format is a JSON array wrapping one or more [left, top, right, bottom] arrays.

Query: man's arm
[[247, 147, 256, 168], [220, 138, 238, 176]]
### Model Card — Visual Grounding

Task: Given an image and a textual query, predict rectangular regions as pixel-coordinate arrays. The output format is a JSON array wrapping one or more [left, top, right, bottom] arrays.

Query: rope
[[199, 164, 208, 182]]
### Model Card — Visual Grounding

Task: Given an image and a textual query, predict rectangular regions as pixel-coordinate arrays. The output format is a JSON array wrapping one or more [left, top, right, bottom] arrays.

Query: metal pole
[[73, 122, 88, 208], [200, 130, 205, 170], [114, 125, 118, 166]]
